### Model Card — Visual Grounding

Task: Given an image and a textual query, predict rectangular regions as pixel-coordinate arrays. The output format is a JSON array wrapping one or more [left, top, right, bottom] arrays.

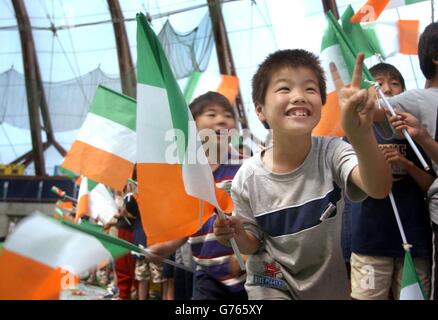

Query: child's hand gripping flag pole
[[366, 80, 430, 171], [331, 55, 427, 302], [329, 12, 427, 300], [326, 10, 429, 171], [0, 214, 112, 299], [61, 219, 194, 273], [135, 13, 245, 270]]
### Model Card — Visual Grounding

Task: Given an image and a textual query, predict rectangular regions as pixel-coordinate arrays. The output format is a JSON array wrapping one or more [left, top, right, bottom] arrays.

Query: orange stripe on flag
[[398, 20, 419, 55], [75, 194, 89, 222], [0, 250, 62, 299], [57, 200, 73, 210], [217, 75, 239, 104], [351, 0, 390, 23], [312, 92, 344, 137], [62, 140, 134, 191], [138, 164, 233, 244]]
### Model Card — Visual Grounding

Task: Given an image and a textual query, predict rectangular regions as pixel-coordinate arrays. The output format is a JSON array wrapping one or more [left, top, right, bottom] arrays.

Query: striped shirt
[[232, 136, 366, 299], [189, 163, 246, 292]]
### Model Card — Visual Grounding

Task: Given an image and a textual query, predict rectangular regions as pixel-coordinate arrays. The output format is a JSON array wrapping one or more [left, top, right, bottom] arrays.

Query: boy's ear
[[255, 104, 266, 122]]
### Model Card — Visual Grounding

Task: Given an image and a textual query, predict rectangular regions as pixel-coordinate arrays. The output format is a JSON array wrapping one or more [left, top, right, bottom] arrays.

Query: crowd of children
[[67, 20, 438, 300]]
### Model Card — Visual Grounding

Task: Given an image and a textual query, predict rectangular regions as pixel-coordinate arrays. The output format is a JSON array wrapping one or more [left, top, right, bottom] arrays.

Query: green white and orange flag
[[184, 71, 239, 104], [314, 9, 374, 137], [76, 177, 118, 224], [363, 19, 420, 56], [62, 85, 136, 191], [400, 250, 427, 300], [344, 3, 420, 57], [351, 0, 427, 23], [0, 214, 111, 299], [136, 13, 233, 244]]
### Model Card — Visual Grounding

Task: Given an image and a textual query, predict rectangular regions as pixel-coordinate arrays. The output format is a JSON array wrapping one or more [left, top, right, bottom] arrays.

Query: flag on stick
[[351, 0, 427, 23], [135, 13, 233, 244], [314, 9, 373, 137], [184, 71, 239, 104], [0, 214, 111, 299], [62, 85, 136, 191], [75, 177, 118, 224], [61, 219, 194, 272], [400, 250, 427, 299]]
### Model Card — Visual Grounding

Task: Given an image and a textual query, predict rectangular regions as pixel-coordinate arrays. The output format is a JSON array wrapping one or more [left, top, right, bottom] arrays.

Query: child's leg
[[161, 254, 175, 300], [149, 262, 164, 299], [115, 228, 136, 299], [115, 255, 133, 299], [134, 259, 150, 300]]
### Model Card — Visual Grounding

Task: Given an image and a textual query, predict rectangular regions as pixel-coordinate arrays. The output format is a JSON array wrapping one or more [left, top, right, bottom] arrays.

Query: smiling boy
[[214, 49, 392, 299]]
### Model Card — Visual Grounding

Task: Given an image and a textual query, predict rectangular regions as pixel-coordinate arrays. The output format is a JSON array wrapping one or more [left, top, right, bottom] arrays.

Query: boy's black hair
[[369, 63, 406, 91], [418, 21, 438, 80], [188, 91, 236, 120]]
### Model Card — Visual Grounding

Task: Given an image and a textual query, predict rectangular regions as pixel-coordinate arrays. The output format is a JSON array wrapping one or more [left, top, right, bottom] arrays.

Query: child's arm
[[146, 237, 188, 263], [390, 112, 438, 165], [213, 216, 260, 255], [381, 148, 435, 192], [330, 53, 392, 199]]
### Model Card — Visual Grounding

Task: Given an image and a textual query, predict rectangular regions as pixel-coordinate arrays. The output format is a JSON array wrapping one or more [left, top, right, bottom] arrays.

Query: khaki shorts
[[350, 252, 430, 300], [134, 259, 164, 283]]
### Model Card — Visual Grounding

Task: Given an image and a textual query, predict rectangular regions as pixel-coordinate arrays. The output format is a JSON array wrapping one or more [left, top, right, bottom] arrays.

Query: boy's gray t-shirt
[[232, 136, 366, 300]]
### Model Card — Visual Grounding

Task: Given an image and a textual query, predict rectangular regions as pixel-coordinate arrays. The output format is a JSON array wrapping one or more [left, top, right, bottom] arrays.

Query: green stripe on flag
[[137, 13, 189, 158], [89, 85, 136, 131], [87, 179, 98, 192], [58, 166, 78, 180], [326, 10, 374, 88], [321, 18, 338, 51], [184, 71, 202, 103], [341, 5, 383, 58], [406, 0, 427, 5], [61, 220, 141, 259]]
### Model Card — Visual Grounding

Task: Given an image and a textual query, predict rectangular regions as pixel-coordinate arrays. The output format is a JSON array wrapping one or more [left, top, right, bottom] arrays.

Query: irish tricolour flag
[[75, 177, 118, 225], [184, 71, 239, 104], [136, 13, 233, 244], [314, 9, 374, 137], [400, 250, 427, 300], [62, 86, 136, 191], [351, 0, 427, 23], [0, 214, 111, 299]]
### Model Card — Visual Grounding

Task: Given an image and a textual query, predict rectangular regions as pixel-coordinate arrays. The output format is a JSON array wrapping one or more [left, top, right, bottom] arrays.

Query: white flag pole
[[367, 80, 430, 171], [388, 192, 413, 254], [216, 208, 246, 271]]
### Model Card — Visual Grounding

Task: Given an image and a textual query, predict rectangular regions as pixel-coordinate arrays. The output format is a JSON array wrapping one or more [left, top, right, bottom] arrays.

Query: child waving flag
[[135, 13, 233, 245]]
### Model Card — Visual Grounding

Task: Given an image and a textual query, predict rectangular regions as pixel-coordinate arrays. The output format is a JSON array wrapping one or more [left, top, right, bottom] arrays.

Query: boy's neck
[[263, 132, 312, 174]]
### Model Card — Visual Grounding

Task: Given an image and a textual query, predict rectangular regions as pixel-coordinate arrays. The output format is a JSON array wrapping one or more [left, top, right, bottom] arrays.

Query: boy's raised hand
[[330, 53, 376, 138]]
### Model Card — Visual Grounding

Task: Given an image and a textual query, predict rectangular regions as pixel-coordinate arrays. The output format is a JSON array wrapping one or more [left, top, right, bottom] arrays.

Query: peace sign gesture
[[330, 53, 376, 138]]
